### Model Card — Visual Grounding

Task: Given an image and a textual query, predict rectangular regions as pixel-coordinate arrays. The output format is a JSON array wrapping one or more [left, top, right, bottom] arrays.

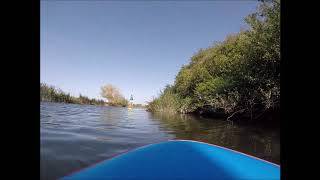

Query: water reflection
[[149, 112, 280, 164], [41, 103, 279, 180]]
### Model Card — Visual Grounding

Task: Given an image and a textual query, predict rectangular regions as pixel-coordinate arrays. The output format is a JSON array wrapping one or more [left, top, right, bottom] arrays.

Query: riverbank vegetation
[[132, 104, 146, 108], [147, 0, 280, 123], [40, 83, 105, 105], [100, 84, 128, 107]]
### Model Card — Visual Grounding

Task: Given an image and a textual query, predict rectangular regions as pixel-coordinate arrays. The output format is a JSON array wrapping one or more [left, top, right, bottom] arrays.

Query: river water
[[40, 102, 280, 180]]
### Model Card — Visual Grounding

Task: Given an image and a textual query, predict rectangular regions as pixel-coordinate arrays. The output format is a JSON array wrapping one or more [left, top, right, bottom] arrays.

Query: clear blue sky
[[41, 1, 259, 104]]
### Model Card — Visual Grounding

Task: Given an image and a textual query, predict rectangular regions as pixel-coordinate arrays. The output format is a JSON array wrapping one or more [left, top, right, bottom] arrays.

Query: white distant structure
[[130, 95, 133, 103], [128, 95, 133, 109]]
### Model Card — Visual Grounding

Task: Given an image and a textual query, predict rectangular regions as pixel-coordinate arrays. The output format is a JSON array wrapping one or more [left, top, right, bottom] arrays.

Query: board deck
[[60, 140, 280, 180]]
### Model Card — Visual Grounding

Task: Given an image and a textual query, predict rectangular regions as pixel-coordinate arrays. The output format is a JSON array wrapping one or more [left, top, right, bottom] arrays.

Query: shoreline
[[148, 108, 280, 128]]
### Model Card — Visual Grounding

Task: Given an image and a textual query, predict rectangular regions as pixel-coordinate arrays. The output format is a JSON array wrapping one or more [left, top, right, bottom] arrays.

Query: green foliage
[[40, 83, 105, 105], [194, 77, 232, 106], [147, 85, 181, 114], [148, 0, 280, 121], [112, 97, 129, 107]]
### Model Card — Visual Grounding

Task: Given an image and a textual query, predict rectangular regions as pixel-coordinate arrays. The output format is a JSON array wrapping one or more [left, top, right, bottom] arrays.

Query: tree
[[100, 84, 128, 106]]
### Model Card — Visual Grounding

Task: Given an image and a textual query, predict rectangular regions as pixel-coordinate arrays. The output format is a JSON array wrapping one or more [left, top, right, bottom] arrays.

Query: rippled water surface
[[40, 102, 280, 180]]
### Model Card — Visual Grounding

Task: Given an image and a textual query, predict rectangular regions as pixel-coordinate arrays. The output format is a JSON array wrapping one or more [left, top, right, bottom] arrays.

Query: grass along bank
[[40, 83, 105, 105]]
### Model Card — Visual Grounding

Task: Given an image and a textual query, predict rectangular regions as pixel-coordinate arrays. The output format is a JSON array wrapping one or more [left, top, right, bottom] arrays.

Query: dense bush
[[147, 85, 181, 114], [148, 0, 280, 122]]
